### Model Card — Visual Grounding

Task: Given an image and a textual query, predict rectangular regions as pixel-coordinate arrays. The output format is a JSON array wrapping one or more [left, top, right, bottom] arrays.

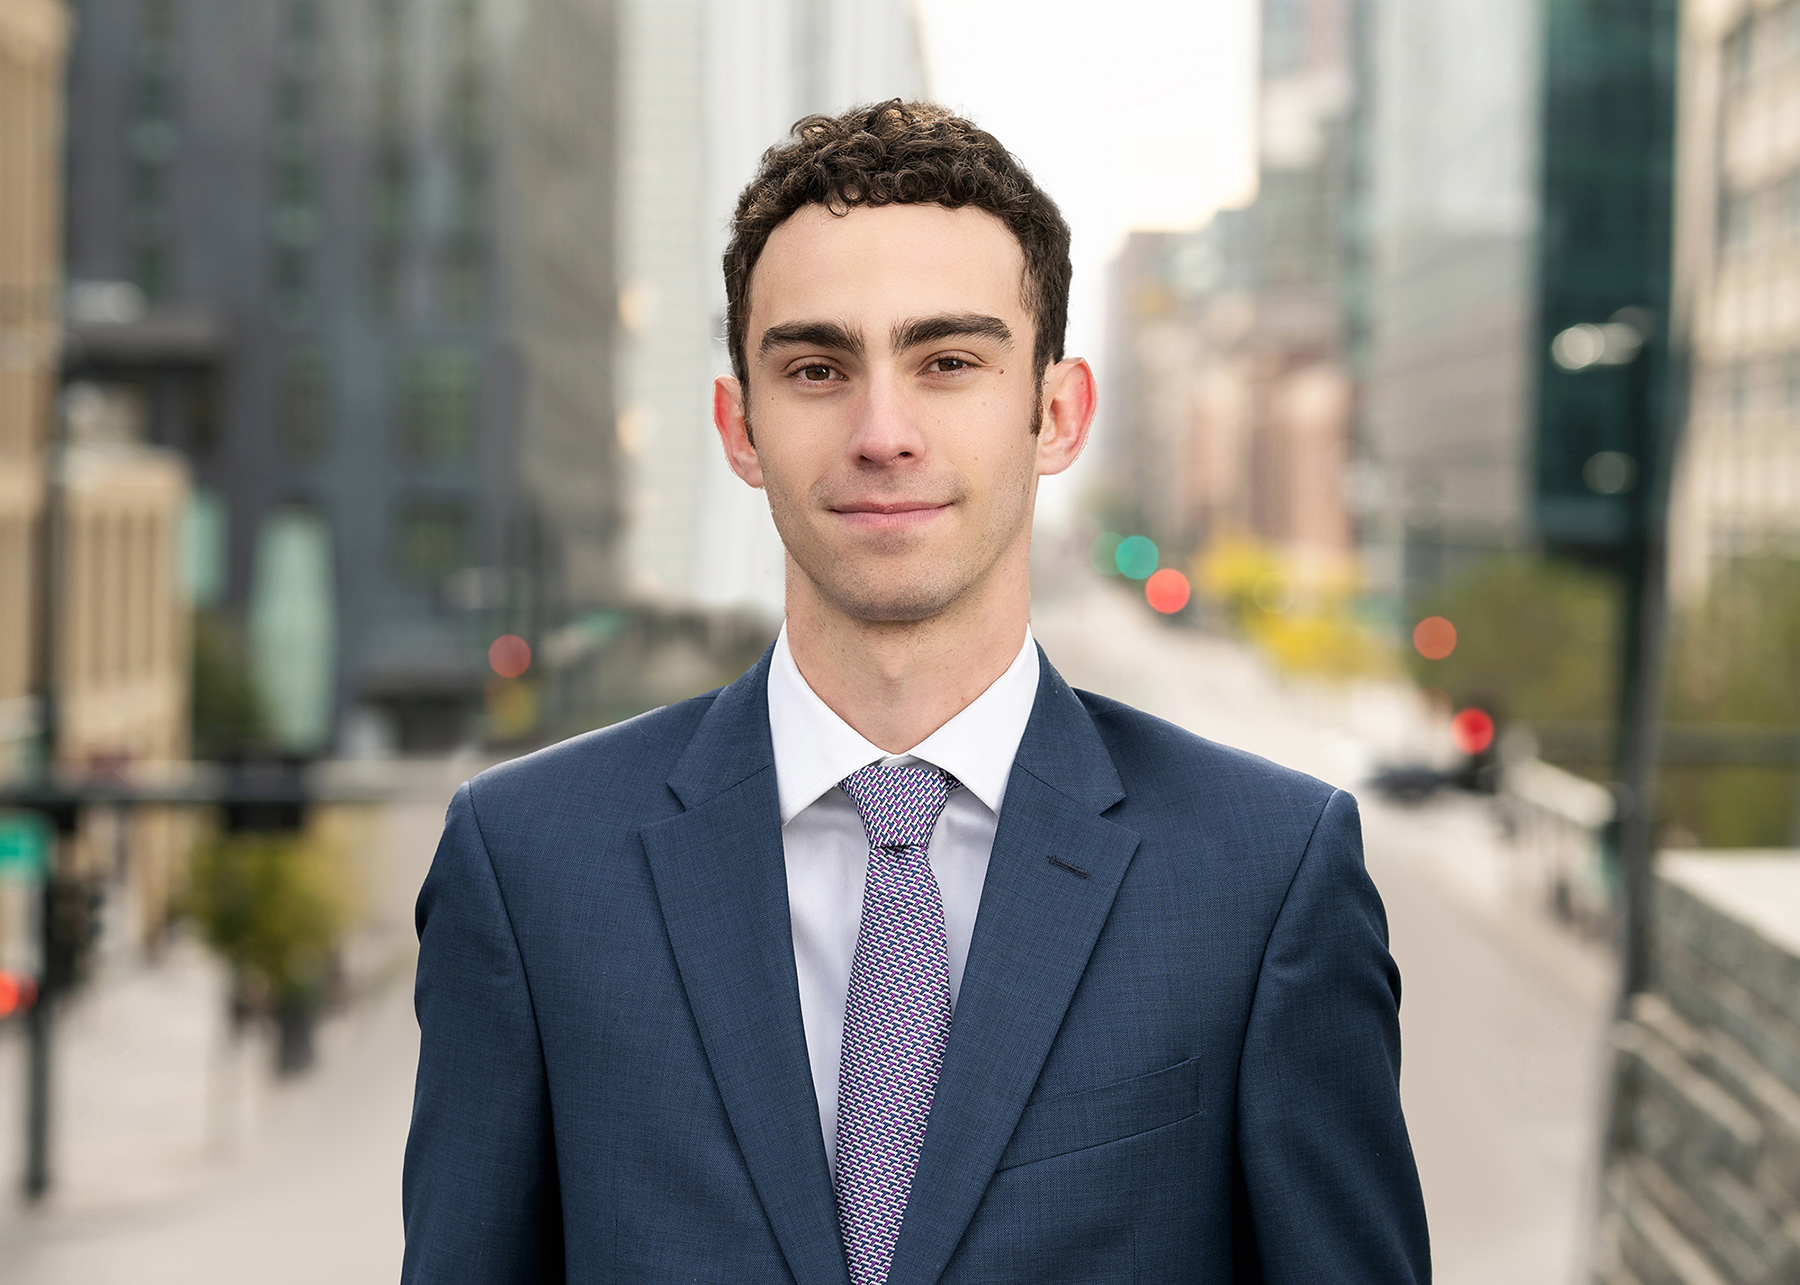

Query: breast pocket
[[995, 1057, 1202, 1171]]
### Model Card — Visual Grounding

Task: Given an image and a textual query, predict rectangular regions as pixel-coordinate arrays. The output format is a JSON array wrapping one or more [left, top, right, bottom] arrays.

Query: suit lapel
[[888, 654, 1141, 1285], [640, 653, 849, 1285]]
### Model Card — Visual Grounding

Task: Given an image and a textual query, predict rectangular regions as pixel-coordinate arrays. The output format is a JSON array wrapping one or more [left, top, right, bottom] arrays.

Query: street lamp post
[[23, 366, 68, 1201], [1550, 312, 1685, 1009]]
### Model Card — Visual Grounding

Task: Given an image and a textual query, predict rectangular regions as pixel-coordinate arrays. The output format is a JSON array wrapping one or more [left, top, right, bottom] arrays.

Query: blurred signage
[[0, 813, 50, 878], [250, 507, 337, 752], [1532, 0, 1678, 556]]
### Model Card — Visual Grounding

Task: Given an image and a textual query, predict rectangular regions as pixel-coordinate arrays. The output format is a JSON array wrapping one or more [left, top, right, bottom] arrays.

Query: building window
[[1725, 23, 1755, 96], [273, 247, 311, 325], [281, 350, 330, 459], [180, 488, 229, 608], [369, 0, 411, 317], [393, 498, 473, 585], [270, 0, 323, 326], [371, 242, 404, 317], [134, 242, 171, 299], [1784, 174, 1800, 242], [437, 0, 489, 322], [439, 234, 485, 321], [374, 146, 409, 235], [142, 0, 175, 40], [130, 0, 182, 299], [131, 159, 164, 207], [1719, 191, 1753, 253], [401, 349, 480, 463], [287, 0, 323, 51]]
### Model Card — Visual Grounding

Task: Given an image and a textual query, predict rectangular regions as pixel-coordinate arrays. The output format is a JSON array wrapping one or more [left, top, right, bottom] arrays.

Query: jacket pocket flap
[[996, 1057, 1201, 1171]]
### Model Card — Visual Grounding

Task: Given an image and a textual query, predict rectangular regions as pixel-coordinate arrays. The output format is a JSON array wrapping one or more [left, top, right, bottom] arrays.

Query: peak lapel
[[640, 653, 849, 1285], [888, 655, 1140, 1285]]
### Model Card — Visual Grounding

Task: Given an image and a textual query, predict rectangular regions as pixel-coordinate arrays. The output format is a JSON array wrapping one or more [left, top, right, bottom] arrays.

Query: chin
[[817, 563, 972, 625], [832, 584, 963, 625]]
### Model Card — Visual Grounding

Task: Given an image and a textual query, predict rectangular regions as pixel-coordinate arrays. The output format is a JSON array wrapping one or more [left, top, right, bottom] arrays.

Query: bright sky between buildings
[[914, 0, 1259, 523]]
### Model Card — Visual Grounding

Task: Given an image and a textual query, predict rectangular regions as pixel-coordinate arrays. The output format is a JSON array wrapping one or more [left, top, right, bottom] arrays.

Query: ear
[[1034, 358, 1096, 477], [713, 375, 764, 488]]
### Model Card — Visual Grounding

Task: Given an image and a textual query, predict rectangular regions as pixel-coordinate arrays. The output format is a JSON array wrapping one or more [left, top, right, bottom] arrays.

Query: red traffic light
[[1451, 707, 1496, 756], [1413, 616, 1457, 660], [1145, 568, 1192, 614], [0, 970, 38, 1019], [488, 634, 532, 679]]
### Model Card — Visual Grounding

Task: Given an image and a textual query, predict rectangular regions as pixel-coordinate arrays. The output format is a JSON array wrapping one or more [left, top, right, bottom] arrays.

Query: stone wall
[[1595, 852, 1800, 1284]]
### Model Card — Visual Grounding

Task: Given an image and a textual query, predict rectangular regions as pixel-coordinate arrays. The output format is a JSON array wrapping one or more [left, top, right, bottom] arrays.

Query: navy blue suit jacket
[[403, 648, 1430, 1282]]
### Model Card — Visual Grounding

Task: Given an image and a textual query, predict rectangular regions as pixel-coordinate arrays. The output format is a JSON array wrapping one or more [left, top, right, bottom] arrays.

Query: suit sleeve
[[403, 783, 565, 1283], [1234, 788, 1431, 1284]]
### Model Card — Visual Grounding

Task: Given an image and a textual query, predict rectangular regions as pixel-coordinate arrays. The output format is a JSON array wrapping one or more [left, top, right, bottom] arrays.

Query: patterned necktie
[[834, 763, 958, 1285]]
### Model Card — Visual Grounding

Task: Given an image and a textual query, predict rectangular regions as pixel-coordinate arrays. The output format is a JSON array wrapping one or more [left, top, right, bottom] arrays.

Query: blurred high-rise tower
[[1102, 0, 1355, 575], [0, 0, 70, 776], [1356, 0, 1676, 613], [5, 0, 193, 783], [1668, 0, 1800, 599], [1355, 0, 1542, 601], [62, 0, 624, 751], [613, 0, 924, 619]]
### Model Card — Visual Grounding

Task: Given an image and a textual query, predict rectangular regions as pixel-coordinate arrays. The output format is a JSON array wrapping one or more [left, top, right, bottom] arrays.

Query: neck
[[783, 552, 1031, 755]]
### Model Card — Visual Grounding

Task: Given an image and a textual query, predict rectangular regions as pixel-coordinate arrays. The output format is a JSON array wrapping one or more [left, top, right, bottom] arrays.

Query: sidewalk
[[1, 767, 458, 1282]]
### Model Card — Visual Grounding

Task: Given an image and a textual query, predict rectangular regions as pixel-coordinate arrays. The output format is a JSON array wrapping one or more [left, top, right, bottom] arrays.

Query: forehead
[[748, 203, 1027, 342]]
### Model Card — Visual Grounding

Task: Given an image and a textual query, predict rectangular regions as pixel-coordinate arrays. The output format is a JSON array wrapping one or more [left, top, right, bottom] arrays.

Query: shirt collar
[[766, 623, 1040, 825]]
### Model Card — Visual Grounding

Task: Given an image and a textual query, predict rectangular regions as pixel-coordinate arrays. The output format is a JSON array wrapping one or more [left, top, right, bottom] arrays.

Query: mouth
[[828, 499, 952, 530]]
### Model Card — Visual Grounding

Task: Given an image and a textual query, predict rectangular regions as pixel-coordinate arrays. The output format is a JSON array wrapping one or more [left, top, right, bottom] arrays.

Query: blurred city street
[[1, 579, 1614, 1284], [0, 0, 1792, 1277]]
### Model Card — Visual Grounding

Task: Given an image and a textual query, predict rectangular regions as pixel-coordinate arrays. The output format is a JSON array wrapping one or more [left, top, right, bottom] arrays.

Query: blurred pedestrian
[[403, 100, 1429, 1283]]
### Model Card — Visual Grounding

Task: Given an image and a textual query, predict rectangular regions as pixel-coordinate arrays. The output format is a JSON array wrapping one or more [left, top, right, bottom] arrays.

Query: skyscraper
[[1668, 0, 1800, 599], [0, 0, 69, 775], [1355, 0, 1541, 601], [613, 0, 925, 619], [63, 0, 624, 750], [1101, 0, 1355, 576]]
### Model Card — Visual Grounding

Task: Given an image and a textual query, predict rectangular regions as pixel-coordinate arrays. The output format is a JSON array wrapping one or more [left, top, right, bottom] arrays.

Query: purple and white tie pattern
[[834, 763, 958, 1285]]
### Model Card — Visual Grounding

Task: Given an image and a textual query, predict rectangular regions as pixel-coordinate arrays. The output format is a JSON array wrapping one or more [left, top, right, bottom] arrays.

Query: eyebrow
[[756, 313, 1016, 362], [759, 320, 864, 360], [891, 313, 1014, 353]]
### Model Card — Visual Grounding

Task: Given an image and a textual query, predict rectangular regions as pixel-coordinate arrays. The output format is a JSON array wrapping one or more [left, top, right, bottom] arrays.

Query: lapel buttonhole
[[1047, 854, 1091, 880]]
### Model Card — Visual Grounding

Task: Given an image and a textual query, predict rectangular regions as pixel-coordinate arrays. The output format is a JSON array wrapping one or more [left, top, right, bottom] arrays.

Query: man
[[404, 101, 1430, 1283]]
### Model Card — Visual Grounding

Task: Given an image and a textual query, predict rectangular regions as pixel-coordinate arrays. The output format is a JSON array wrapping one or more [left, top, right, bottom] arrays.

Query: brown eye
[[933, 358, 967, 373], [800, 365, 834, 381]]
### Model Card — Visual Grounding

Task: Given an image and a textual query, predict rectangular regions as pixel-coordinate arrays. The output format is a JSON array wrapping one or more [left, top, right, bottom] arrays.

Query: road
[[1, 581, 1615, 1282]]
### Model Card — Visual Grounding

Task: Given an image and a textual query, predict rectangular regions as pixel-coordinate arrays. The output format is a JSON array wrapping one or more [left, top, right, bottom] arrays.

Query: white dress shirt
[[766, 624, 1040, 1167]]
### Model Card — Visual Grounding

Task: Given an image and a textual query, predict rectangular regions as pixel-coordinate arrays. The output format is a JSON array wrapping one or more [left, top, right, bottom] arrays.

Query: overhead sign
[[0, 812, 51, 878]]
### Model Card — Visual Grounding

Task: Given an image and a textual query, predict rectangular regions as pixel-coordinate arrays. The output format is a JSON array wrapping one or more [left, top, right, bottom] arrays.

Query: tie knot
[[839, 763, 957, 850]]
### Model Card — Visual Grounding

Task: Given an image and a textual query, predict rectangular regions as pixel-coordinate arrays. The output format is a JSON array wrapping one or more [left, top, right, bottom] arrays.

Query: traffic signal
[[221, 757, 310, 833], [43, 876, 104, 995], [0, 970, 36, 1019], [1451, 706, 1502, 795]]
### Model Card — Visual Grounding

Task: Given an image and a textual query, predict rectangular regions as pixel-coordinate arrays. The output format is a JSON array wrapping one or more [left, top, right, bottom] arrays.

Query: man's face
[[715, 202, 1090, 626]]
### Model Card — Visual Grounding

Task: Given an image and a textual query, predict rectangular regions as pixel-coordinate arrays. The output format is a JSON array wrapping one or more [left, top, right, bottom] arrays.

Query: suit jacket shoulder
[[1071, 685, 1341, 877], [458, 693, 721, 863]]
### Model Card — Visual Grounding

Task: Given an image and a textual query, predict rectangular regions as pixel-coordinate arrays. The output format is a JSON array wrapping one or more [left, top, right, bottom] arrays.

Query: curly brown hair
[[722, 100, 1073, 389]]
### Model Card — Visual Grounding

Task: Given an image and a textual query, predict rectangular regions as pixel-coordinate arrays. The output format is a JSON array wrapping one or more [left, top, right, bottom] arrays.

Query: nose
[[847, 370, 926, 467]]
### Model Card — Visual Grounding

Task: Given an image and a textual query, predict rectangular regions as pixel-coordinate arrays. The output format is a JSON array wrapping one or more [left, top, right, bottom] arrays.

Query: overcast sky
[[913, 0, 1259, 515]]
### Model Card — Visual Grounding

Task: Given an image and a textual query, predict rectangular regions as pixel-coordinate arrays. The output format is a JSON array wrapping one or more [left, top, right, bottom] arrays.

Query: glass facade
[[1532, 0, 1678, 553]]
